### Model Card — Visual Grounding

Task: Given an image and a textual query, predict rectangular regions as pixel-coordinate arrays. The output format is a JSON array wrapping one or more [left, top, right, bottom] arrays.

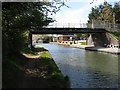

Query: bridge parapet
[[44, 23, 92, 28], [44, 21, 120, 31]]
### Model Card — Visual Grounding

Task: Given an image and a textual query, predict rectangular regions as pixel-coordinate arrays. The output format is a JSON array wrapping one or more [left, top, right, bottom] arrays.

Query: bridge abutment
[[87, 33, 119, 48]]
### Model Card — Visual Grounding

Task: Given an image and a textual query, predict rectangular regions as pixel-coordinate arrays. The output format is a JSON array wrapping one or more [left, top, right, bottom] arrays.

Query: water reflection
[[35, 43, 119, 88]]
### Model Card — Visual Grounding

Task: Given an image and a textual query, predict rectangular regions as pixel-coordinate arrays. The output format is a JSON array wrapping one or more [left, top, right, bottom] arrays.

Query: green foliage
[[111, 31, 120, 41], [42, 36, 53, 43], [39, 51, 70, 88], [80, 42, 86, 45], [3, 47, 70, 88], [2, 2, 69, 88], [35, 47, 45, 49], [98, 2, 113, 22], [75, 34, 88, 39], [113, 2, 120, 23], [22, 46, 39, 55], [2, 2, 63, 58], [40, 51, 52, 59], [2, 2, 68, 58], [2, 5, 69, 88], [88, 1, 120, 24], [38, 36, 53, 43], [88, 6, 100, 23], [3, 53, 27, 88]]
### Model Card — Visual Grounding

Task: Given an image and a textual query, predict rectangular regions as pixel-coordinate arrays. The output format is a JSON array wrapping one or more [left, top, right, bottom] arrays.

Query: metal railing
[[43, 21, 120, 31], [92, 20, 120, 31], [44, 23, 91, 28]]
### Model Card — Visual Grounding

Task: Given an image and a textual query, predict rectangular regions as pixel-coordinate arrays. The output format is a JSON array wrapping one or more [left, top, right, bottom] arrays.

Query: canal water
[[35, 43, 119, 88]]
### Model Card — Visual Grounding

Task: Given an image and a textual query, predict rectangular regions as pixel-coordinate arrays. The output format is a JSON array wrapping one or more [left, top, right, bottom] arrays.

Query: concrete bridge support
[[87, 33, 120, 48]]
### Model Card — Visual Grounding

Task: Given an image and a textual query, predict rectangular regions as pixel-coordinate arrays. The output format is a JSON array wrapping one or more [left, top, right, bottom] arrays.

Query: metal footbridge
[[31, 20, 120, 34]]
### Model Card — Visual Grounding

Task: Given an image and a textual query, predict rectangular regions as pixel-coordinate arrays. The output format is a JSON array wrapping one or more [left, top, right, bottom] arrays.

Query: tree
[[75, 34, 88, 40], [88, 1, 120, 24], [97, 2, 113, 23], [2, 2, 68, 57], [88, 6, 100, 23], [113, 2, 120, 23]]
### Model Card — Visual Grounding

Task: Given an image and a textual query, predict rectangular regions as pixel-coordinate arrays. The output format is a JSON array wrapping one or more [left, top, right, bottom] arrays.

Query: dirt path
[[22, 53, 41, 59], [19, 53, 50, 88]]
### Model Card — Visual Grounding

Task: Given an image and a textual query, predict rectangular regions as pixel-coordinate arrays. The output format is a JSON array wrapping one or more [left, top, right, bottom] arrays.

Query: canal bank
[[3, 46, 70, 88], [51, 42, 120, 55], [21, 47, 70, 88]]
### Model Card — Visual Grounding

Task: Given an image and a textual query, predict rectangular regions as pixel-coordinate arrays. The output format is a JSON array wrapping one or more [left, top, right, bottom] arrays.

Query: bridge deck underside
[[31, 28, 107, 34]]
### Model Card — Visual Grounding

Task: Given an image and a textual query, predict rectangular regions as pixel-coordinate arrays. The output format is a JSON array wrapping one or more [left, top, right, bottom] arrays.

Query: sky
[[49, 0, 120, 24]]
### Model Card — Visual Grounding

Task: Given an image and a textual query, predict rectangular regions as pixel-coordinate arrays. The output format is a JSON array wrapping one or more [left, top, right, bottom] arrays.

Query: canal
[[35, 43, 119, 88]]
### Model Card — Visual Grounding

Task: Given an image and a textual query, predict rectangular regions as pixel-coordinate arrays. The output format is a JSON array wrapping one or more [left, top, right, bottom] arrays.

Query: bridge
[[29, 20, 120, 48], [31, 20, 120, 34], [31, 28, 106, 34]]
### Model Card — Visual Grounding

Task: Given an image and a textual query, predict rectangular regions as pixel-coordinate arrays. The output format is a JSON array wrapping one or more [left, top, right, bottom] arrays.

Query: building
[[53, 34, 76, 42]]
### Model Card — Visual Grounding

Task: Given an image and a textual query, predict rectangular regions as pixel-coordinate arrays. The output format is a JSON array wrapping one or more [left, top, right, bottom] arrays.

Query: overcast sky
[[49, 0, 120, 24]]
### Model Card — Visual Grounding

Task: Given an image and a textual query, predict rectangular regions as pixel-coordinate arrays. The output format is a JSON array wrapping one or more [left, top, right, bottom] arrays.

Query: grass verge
[[39, 50, 70, 88], [80, 42, 86, 45], [21, 46, 39, 55]]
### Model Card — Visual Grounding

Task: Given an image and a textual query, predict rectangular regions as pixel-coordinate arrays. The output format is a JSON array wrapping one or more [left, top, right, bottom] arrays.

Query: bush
[[111, 31, 120, 41]]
